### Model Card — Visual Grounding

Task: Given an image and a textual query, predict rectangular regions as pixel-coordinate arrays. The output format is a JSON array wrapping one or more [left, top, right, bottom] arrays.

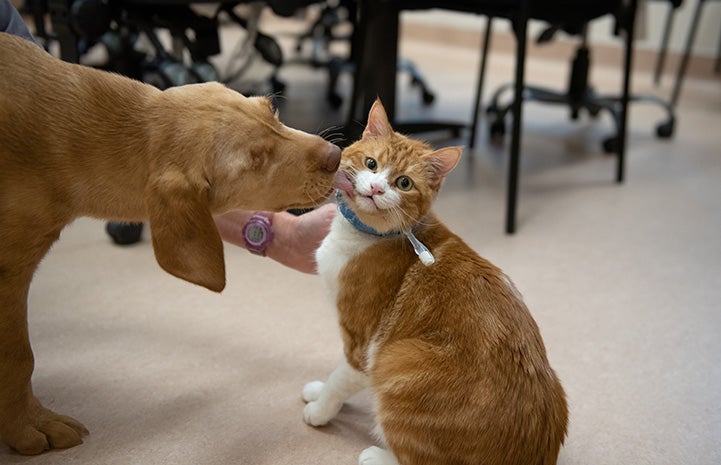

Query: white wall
[[403, 1, 721, 57]]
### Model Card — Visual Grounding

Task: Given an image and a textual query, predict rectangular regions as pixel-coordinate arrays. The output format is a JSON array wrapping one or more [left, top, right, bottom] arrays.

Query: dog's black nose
[[323, 144, 341, 172]]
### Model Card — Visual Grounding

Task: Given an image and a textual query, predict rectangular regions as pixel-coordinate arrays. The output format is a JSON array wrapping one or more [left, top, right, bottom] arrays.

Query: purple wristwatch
[[242, 213, 274, 256]]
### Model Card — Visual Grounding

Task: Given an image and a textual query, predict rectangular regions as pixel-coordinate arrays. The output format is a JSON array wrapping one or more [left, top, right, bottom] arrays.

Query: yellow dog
[[0, 31, 339, 455]]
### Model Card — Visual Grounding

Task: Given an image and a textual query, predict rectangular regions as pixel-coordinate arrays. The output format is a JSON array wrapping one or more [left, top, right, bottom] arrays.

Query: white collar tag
[[404, 230, 435, 266]]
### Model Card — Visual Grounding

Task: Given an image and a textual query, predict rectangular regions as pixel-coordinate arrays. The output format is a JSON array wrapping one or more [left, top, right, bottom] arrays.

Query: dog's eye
[[365, 157, 377, 171], [395, 176, 413, 191]]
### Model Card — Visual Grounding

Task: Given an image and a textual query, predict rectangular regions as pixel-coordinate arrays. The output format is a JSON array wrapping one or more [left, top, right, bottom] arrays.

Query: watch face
[[243, 214, 273, 256], [246, 225, 266, 246]]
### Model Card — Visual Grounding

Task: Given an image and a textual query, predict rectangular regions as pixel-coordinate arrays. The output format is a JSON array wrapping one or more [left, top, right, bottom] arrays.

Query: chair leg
[[469, 16, 493, 149], [617, 0, 638, 184], [654, 3, 676, 85], [715, 22, 721, 74], [48, 0, 80, 62], [345, 3, 367, 141], [506, 1, 529, 234], [346, 1, 398, 129], [671, 0, 704, 107]]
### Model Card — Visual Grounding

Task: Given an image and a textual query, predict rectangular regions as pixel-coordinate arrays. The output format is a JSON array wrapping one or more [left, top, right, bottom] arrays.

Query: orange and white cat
[[303, 100, 568, 465]]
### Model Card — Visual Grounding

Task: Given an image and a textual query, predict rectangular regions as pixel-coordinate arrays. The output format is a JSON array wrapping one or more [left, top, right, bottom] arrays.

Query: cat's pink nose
[[371, 184, 385, 196], [322, 144, 341, 172]]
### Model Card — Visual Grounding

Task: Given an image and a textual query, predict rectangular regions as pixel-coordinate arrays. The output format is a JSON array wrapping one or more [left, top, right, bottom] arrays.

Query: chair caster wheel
[[656, 119, 674, 139], [159, 61, 198, 87], [190, 61, 219, 83], [142, 71, 167, 90], [271, 76, 286, 95], [327, 92, 343, 109], [587, 104, 602, 118], [489, 119, 506, 145], [422, 90, 435, 105], [106, 222, 143, 245], [602, 136, 620, 154]]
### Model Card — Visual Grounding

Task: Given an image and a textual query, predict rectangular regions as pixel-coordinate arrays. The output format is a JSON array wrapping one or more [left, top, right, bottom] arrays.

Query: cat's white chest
[[316, 213, 380, 299]]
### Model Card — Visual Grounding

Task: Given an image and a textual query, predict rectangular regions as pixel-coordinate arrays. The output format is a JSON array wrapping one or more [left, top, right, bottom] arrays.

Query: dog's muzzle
[[323, 144, 342, 172]]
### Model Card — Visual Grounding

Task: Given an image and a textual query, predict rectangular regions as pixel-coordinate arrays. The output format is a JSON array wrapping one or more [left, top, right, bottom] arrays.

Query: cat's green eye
[[396, 176, 413, 191], [365, 157, 378, 171]]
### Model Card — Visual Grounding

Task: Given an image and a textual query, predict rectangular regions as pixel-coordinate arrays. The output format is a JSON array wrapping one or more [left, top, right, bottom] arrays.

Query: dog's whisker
[[318, 126, 334, 138], [323, 132, 344, 140], [326, 131, 345, 138], [318, 128, 345, 142], [266, 91, 287, 102], [304, 181, 331, 206], [319, 125, 343, 137]]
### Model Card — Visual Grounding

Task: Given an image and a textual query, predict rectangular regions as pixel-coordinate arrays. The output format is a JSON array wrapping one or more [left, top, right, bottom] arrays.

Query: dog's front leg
[[0, 229, 88, 455]]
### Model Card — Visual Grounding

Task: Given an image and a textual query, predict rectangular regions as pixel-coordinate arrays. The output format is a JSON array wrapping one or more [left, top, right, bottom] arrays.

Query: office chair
[[288, 0, 437, 110], [37, 0, 230, 244], [478, 18, 676, 154], [40, 0, 303, 87], [472, 0, 644, 233], [347, 0, 645, 233], [38, 0, 321, 244]]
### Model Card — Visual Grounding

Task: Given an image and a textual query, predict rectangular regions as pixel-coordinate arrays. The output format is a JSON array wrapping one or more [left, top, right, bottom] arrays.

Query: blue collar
[[336, 191, 399, 237], [335, 191, 436, 266]]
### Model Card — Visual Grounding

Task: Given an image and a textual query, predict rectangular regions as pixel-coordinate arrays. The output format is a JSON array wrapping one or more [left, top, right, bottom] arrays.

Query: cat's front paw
[[303, 400, 340, 427], [301, 381, 325, 403], [359, 446, 400, 465]]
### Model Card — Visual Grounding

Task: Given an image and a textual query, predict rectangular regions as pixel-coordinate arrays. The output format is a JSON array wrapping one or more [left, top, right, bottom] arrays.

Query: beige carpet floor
[[4, 10, 721, 465]]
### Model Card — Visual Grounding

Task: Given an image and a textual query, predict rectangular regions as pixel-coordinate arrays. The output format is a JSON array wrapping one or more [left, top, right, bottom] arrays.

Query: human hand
[[215, 203, 337, 274], [265, 203, 337, 274]]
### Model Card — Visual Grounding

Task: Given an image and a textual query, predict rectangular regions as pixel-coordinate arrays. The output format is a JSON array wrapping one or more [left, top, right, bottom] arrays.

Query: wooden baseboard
[[402, 21, 719, 82]]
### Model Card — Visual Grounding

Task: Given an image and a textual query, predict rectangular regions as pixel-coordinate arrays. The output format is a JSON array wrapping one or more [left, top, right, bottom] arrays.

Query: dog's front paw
[[1, 404, 88, 455], [303, 400, 340, 427], [359, 446, 400, 465], [302, 381, 325, 403]]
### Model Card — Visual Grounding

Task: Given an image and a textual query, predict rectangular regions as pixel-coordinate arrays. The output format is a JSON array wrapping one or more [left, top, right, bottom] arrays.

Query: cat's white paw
[[302, 381, 325, 403], [303, 400, 340, 427], [358, 446, 399, 465]]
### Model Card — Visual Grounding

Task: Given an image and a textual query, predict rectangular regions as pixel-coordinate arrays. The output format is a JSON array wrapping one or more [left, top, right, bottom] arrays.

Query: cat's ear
[[425, 146, 463, 180], [362, 99, 392, 139]]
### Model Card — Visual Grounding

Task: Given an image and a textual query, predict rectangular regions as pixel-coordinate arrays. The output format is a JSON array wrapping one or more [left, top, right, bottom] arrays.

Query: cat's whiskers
[[390, 203, 423, 228], [387, 205, 409, 231]]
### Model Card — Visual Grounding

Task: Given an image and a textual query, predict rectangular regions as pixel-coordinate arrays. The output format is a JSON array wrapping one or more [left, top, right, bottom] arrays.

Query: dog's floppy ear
[[146, 170, 226, 292]]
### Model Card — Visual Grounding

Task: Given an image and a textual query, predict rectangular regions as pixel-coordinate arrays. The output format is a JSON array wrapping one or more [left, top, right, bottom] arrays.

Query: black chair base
[[484, 82, 676, 153], [106, 222, 144, 246], [288, 2, 438, 110]]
